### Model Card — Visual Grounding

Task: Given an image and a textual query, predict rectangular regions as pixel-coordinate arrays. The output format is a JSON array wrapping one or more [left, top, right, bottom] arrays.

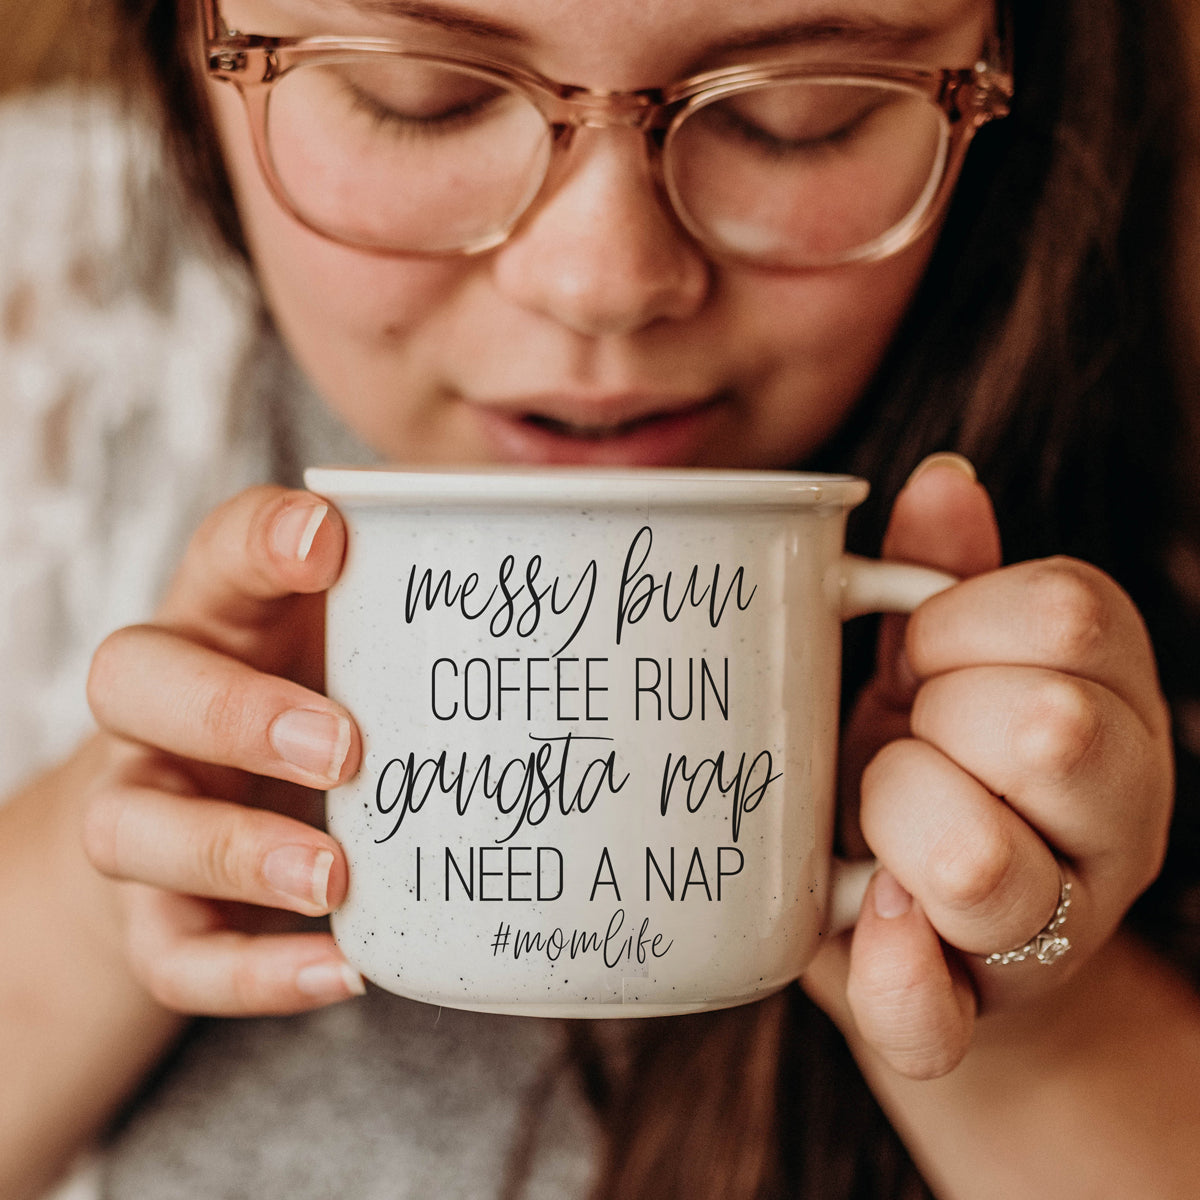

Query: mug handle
[[827, 554, 957, 934]]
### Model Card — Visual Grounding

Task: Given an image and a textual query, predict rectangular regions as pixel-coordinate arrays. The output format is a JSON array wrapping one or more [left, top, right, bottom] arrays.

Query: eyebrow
[[331, 0, 941, 56], [336, 0, 531, 42], [712, 15, 937, 56]]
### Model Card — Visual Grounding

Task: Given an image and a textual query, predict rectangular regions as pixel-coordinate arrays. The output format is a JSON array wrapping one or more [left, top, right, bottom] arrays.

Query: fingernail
[[263, 845, 335, 912], [873, 870, 913, 919], [296, 960, 366, 1001], [271, 500, 328, 563], [904, 452, 977, 488], [269, 708, 352, 783]]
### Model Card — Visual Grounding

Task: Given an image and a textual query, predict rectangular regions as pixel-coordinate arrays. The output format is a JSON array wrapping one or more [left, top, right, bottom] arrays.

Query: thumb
[[874, 453, 1002, 705], [882, 452, 1002, 576]]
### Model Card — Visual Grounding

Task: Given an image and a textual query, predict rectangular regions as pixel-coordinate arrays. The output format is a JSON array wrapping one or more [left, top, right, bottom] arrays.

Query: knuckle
[[197, 816, 250, 897], [857, 1017, 966, 1081], [889, 1036, 968, 1082], [195, 680, 257, 750], [847, 949, 923, 1012], [228, 944, 268, 1012], [1028, 559, 1107, 663], [846, 969, 968, 1081], [926, 814, 1014, 913], [1009, 675, 1101, 781]]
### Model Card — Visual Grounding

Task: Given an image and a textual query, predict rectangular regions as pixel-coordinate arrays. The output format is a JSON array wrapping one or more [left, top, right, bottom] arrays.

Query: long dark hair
[[97, 0, 1200, 1196]]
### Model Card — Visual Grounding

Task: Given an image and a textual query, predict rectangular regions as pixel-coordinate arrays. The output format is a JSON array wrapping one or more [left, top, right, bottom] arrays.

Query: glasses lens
[[264, 56, 552, 252], [666, 78, 949, 267]]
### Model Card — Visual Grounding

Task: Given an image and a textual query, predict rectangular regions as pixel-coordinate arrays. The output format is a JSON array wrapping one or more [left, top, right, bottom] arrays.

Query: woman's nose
[[489, 128, 712, 338]]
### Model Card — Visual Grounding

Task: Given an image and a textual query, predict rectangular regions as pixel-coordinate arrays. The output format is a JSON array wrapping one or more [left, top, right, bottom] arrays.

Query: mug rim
[[304, 465, 871, 509]]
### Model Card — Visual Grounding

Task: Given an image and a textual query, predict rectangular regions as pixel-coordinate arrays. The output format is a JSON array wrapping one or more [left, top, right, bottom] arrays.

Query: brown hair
[[28, 0, 1200, 1195], [0, 0, 111, 93], [588, 3, 1200, 1193]]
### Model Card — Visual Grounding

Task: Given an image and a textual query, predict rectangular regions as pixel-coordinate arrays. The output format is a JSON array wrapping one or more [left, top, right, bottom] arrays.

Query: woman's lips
[[465, 393, 728, 466]]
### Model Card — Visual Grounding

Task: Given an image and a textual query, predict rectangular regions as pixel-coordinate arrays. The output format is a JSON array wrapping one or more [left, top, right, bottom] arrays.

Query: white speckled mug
[[304, 466, 951, 1018]]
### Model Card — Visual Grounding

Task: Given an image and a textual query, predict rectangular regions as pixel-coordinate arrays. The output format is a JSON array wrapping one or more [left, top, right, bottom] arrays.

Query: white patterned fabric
[[2, 88, 600, 1200], [0, 87, 267, 792]]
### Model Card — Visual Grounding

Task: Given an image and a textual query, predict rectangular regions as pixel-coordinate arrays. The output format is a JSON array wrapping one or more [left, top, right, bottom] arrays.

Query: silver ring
[[983, 870, 1072, 966]]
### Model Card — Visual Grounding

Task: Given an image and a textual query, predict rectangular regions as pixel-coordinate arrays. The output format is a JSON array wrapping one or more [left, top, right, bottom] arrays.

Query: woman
[[1, 0, 1198, 1197]]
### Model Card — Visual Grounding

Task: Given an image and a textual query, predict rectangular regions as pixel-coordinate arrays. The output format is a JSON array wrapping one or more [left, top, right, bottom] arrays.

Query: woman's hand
[[83, 486, 366, 1016], [807, 456, 1174, 1080]]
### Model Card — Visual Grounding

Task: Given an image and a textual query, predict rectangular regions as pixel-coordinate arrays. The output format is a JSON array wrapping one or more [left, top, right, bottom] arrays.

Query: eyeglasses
[[202, 0, 1013, 268]]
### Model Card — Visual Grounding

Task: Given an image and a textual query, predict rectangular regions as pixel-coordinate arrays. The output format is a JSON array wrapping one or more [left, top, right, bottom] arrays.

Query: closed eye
[[333, 64, 512, 137], [698, 86, 893, 159]]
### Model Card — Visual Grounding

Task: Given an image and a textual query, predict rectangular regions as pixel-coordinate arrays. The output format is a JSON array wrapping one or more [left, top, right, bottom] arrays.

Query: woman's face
[[205, 0, 993, 468]]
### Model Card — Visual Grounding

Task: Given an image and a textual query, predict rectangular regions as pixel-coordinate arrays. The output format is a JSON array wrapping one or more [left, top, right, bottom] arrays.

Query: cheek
[[717, 242, 936, 463], [750, 248, 930, 367], [206, 81, 464, 348]]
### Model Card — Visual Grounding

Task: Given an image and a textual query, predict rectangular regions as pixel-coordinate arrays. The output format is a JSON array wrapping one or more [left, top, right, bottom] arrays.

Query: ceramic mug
[[304, 466, 952, 1018]]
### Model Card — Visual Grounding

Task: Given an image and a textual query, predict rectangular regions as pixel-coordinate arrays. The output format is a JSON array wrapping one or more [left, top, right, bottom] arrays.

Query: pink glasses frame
[[201, 0, 1015, 263]]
